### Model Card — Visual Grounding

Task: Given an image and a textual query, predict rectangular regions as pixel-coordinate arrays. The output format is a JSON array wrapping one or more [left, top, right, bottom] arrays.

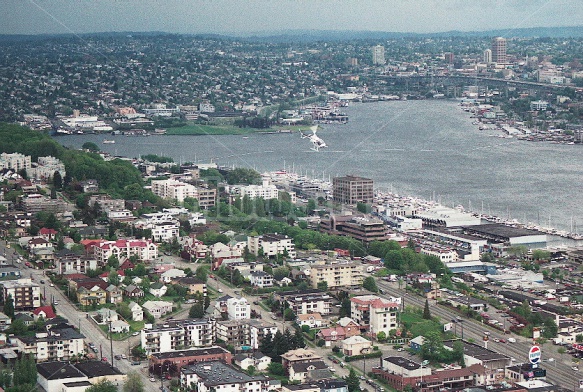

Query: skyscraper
[[372, 45, 385, 65], [483, 49, 492, 64], [491, 37, 507, 64]]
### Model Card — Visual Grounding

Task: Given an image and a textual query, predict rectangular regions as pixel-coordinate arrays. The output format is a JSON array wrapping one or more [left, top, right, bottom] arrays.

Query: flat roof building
[[332, 175, 373, 205]]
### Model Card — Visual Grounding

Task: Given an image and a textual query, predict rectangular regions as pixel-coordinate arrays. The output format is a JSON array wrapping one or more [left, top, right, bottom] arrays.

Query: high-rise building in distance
[[372, 45, 385, 65], [491, 37, 507, 64], [483, 49, 492, 64], [333, 175, 374, 205], [444, 52, 454, 64]]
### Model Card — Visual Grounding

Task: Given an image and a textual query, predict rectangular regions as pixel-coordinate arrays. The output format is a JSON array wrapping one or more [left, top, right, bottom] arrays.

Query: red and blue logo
[[529, 346, 541, 364]]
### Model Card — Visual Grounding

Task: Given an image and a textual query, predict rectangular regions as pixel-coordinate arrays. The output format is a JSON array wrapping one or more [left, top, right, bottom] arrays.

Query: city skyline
[[3, 0, 583, 36]]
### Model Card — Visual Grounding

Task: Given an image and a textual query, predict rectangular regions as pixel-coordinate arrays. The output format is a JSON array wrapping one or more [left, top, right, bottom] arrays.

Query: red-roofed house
[[350, 295, 400, 336], [99, 270, 125, 281], [317, 326, 346, 347], [119, 259, 135, 270], [39, 228, 58, 241], [92, 239, 158, 264], [32, 306, 56, 320]]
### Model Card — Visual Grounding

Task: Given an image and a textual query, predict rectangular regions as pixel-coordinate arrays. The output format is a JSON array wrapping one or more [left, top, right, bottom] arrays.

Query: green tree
[[86, 379, 118, 392], [189, 303, 205, 319], [307, 199, 317, 215], [356, 202, 370, 214], [267, 362, 285, 376], [317, 281, 328, 291], [107, 255, 120, 269], [377, 331, 387, 342], [82, 142, 100, 152], [122, 372, 145, 392], [52, 170, 63, 190], [423, 299, 431, 320], [345, 368, 361, 392], [421, 331, 444, 361], [3, 294, 14, 319], [284, 308, 295, 321], [363, 276, 379, 293], [108, 271, 120, 286]]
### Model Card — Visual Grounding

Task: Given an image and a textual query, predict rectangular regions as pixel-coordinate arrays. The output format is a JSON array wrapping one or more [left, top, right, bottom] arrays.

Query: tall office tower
[[491, 37, 507, 64], [483, 49, 492, 64], [444, 52, 454, 64], [332, 175, 374, 205], [372, 45, 385, 65]]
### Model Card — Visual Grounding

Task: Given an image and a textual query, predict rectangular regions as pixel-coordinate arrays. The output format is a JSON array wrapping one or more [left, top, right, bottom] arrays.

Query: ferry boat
[[102, 139, 115, 144]]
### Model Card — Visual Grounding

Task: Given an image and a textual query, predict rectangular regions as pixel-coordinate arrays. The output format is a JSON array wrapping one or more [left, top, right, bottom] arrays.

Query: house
[[106, 285, 123, 304], [281, 348, 323, 370], [128, 301, 143, 321], [249, 271, 274, 288], [14, 313, 34, 326], [149, 282, 168, 298], [210, 242, 243, 270], [109, 320, 130, 334], [341, 335, 372, 356], [77, 285, 107, 306], [289, 360, 330, 383], [296, 313, 325, 329], [337, 317, 361, 337], [317, 327, 346, 347], [32, 306, 56, 321], [318, 380, 349, 392], [124, 284, 144, 298], [276, 277, 293, 286], [95, 309, 118, 325], [160, 268, 186, 283], [39, 227, 58, 241], [275, 290, 333, 316], [234, 352, 272, 371], [142, 300, 173, 318], [0, 312, 12, 331], [175, 277, 207, 296]]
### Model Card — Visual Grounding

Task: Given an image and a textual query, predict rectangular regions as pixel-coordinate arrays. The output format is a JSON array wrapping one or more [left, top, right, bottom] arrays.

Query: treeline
[[0, 123, 144, 195], [233, 116, 273, 129], [368, 240, 448, 275]]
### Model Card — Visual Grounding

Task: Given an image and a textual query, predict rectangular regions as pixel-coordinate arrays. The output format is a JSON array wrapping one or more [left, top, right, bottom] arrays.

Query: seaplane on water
[[300, 125, 327, 152]]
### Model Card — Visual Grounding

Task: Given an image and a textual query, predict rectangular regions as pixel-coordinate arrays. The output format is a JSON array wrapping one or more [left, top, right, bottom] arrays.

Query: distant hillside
[[0, 26, 582, 43]]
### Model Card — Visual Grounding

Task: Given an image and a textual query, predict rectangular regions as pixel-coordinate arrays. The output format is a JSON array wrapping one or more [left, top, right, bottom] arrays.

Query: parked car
[[150, 377, 156, 382], [121, 354, 127, 359], [92, 347, 99, 353], [114, 355, 122, 360], [101, 357, 108, 362], [131, 361, 141, 365]]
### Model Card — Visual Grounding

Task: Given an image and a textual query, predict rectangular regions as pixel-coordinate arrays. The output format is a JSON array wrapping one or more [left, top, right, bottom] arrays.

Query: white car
[[150, 377, 156, 382]]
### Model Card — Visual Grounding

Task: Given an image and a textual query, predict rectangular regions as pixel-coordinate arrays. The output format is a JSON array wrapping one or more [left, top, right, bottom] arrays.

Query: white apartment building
[[276, 290, 333, 315], [239, 179, 280, 200], [249, 271, 274, 288], [181, 361, 269, 392], [420, 247, 459, 263], [141, 319, 215, 355], [151, 179, 198, 203], [350, 295, 399, 335], [308, 262, 364, 289], [0, 153, 31, 172], [150, 222, 180, 242], [1, 278, 41, 309], [247, 234, 296, 258], [11, 327, 85, 362], [249, 320, 278, 350], [27, 156, 66, 181], [57, 255, 97, 275], [92, 239, 158, 264], [227, 297, 251, 320]]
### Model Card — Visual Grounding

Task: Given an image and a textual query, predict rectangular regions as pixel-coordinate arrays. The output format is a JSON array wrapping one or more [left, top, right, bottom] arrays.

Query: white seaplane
[[300, 125, 327, 152]]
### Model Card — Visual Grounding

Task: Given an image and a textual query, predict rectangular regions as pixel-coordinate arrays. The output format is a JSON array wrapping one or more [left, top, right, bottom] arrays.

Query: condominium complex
[[320, 215, 387, 243], [151, 179, 216, 207], [350, 295, 399, 335], [11, 327, 85, 362], [1, 278, 41, 309], [247, 234, 296, 258], [275, 290, 333, 315], [239, 179, 280, 200], [141, 319, 215, 355], [332, 175, 374, 205], [308, 263, 364, 289], [92, 239, 158, 264], [0, 152, 31, 172]]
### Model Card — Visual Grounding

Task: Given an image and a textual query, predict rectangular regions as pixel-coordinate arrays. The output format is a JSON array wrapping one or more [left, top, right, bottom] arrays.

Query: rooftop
[[183, 361, 268, 386], [151, 346, 229, 360]]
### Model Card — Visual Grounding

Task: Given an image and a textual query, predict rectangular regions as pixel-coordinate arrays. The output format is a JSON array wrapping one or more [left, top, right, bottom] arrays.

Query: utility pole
[[109, 320, 114, 369]]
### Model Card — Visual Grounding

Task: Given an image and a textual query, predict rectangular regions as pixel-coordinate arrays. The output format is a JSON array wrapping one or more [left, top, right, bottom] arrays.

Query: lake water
[[56, 100, 583, 238]]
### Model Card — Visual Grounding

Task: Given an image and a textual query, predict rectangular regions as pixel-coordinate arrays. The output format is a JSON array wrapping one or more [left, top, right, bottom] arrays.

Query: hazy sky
[[3, 0, 583, 36]]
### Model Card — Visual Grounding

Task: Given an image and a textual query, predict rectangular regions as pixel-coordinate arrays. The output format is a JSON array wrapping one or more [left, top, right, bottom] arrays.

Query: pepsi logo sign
[[529, 345, 541, 364]]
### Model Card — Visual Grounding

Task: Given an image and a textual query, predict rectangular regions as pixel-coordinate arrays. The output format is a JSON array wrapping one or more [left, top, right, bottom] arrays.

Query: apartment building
[[56, 254, 97, 275], [151, 179, 198, 202], [141, 319, 215, 355], [275, 290, 333, 315], [226, 296, 251, 320], [332, 175, 373, 205], [247, 234, 296, 258], [350, 295, 399, 335], [11, 327, 85, 362], [0, 153, 31, 172], [308, 262, 364, 289], [249, 271, 274, 288], [149, 346, 232, 373], [320, 215, 387, 243], [92, 239, 158, 264], [1, 278, 41, 309], [150, 222, 180, 242]]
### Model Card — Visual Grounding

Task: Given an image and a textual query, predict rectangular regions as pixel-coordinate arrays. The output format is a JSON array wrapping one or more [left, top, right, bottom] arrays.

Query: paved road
[[0, 240, 161, 392], [377, 280, 581, 389]]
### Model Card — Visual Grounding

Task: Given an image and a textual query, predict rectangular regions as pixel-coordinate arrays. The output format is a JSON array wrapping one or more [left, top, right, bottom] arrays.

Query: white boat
[[103, 139, 115, 144]]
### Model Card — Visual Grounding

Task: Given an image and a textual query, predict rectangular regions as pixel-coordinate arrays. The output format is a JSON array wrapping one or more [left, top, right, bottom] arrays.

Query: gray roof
[[182, 361, 268, 386], [37, 362, 85, 380], [292, 360, 328, 373]]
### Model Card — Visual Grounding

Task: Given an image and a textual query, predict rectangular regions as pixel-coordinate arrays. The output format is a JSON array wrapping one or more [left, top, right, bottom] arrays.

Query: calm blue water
[[56, 100, 583, 237]]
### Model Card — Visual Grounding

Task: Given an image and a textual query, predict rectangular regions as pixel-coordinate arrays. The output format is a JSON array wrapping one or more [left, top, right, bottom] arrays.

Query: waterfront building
[[372, 45, 385, 65], [332, 175, 373, 205], [491, 37, 507, 64], [320, 214, 387, 242]]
